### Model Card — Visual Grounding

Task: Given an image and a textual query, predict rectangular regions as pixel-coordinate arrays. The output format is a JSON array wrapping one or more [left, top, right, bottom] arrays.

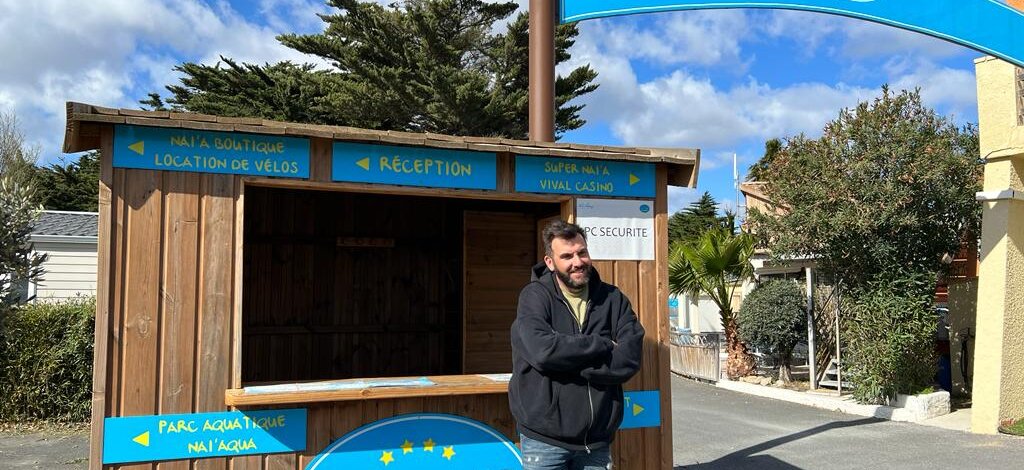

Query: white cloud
[[760, 9, 970, 61], [668, 186, 699, 215], [0, 0, 328, 163], [601, 70, 877, 148], [580, 10, 750, 68]]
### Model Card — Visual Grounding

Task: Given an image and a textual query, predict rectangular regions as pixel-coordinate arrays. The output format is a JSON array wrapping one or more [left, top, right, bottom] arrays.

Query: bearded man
[[509, 220, 645, 470]]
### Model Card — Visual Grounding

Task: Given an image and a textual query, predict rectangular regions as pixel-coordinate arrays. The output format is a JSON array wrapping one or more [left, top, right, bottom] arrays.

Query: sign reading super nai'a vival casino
[[560, 0, 1024, 68]]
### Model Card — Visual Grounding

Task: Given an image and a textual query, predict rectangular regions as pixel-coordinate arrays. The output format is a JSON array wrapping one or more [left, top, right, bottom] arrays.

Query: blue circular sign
[[639, 204, 650, 213], [306, 413, 521, 469]]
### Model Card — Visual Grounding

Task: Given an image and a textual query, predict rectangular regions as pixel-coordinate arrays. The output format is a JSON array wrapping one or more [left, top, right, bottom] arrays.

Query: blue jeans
[[519, 434, 613, 470]]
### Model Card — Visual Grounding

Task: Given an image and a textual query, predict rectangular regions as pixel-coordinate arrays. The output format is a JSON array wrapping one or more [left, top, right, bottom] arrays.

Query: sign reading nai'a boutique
[[113, 125, 311, 178]]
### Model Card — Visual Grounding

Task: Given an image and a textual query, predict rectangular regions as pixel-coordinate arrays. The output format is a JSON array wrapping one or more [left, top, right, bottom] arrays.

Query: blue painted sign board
[[307, 413, 521, 470], [621, 390, 662, 429], [515, 155, 656, 198], [333, 142, 497, 190], [113, 125, 310, 178], [560, 1, 1024, 68], [103, 409, 306, 464]]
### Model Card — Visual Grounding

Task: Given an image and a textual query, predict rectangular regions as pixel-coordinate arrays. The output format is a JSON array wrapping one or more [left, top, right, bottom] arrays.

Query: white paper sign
[[576, 198, 655, 260]]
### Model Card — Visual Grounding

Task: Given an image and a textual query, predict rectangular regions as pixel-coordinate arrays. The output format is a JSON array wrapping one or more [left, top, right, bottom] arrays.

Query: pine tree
[[145, 0, 598, 139], [668, 192, 726, 246]]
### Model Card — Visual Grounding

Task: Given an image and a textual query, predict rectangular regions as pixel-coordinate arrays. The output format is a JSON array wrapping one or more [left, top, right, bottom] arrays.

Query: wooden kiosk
[[64, 102, 698, 470]]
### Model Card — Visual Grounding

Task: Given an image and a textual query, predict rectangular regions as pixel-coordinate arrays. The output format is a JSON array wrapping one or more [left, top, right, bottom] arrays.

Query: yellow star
[[379, 450, 394, 466], [423, 438, 435, 452], [401, 439, 414, 454], [442, 446, 456, 460]]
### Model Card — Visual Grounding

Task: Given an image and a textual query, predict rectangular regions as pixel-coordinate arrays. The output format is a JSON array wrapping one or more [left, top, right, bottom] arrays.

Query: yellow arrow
[[128, 141, 145, 155], [132, 431, 150, 447], [629, 173, 640, 186], [355, 157, 370, 171], [632, 403, 645, 416]]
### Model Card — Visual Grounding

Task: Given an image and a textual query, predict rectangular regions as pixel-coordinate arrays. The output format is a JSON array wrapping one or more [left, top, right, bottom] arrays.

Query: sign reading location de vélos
[[333, 142, 497, 190], [102, 409, 306, 464], [113, 125, 310, 178], [516, 155, 655, 198], [576, 198, 655, 260]]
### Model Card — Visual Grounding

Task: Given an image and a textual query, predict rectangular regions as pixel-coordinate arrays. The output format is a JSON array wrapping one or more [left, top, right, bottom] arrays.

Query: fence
[[669, 330, 722, 382]]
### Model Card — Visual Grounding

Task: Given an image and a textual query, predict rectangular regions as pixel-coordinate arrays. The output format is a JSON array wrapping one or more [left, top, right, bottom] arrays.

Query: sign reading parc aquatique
[[560, 0, 1024, 68], [102, 409, 307, 464], [113, 125, 311, 178]]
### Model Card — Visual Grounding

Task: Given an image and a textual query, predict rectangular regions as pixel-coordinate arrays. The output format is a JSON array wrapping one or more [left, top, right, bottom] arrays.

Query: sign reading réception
[[113, 125, 310, 178], [576, 198, 655, 260], [102, 409, 306, 464], [333, 142, 497, 190]]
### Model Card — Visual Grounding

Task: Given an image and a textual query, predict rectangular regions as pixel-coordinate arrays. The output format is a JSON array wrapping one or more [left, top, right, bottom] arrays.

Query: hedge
[[0, 296, 94, 422]]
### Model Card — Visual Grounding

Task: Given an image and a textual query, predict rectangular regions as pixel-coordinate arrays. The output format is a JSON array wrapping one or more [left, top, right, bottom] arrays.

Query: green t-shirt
[[559, 283, 589, 328]]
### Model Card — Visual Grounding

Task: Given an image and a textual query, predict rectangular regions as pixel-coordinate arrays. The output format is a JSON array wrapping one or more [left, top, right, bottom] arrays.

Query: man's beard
[[555, 264, 592, 290]]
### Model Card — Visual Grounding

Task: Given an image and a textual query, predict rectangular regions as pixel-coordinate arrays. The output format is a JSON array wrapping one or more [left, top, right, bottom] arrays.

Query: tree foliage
[[144, 0, 598, 139], [747, 87, 982, 291], [668, 191, 733, 246], [737, 279, 807, 382], [844, 270, 937, 404], [0, 111, 45, 314], [669, 228, 756, 378], [747, 87, 981, 402], [34, 152, 100, 212]]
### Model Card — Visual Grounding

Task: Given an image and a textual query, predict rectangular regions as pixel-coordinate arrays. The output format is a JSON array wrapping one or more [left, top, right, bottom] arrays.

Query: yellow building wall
[[972, 56, 1024, 433]]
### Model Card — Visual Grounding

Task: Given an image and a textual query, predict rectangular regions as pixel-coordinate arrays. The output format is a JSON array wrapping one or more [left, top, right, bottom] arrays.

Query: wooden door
[[463, 211, 537, 373]]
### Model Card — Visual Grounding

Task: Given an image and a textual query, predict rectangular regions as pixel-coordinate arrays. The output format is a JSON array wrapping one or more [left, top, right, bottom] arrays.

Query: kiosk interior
[[64, 102, 698, 470]]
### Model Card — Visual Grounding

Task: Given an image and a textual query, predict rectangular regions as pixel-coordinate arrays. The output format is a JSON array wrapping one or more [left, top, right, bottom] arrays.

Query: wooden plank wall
[[590, 166, 672, 470], [241, 188, 463, 382], [463, 211, 538, 374], [95, 160, 243, 470]]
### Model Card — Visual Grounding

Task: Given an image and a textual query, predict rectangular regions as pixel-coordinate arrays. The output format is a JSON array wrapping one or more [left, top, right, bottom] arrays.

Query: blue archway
[[560, 0, 1024, 68]]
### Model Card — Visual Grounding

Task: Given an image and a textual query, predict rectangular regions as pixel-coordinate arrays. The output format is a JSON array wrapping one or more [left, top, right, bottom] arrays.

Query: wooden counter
[[225, 374, 510, 406]]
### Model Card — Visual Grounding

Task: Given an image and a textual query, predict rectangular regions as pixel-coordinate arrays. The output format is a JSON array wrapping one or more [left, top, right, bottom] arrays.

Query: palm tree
[[669, 228, 756, 379]]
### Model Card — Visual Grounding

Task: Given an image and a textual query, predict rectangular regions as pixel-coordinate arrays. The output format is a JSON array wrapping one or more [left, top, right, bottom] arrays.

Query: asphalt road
[[670, 375, 1024, 469]]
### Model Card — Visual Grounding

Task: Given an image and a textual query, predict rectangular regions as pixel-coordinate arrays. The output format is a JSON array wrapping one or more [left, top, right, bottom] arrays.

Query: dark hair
[[543, 220, 587, 256]]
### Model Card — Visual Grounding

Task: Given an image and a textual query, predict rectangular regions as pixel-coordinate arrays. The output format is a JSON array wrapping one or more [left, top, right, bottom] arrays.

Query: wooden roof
[[63, 102, 700, 171]]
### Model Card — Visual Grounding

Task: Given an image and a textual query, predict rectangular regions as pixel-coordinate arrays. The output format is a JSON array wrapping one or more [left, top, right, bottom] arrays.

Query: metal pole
[[806, 267, 817, 389], [836, 287, 842, 394], [528, 0, 556, 142]]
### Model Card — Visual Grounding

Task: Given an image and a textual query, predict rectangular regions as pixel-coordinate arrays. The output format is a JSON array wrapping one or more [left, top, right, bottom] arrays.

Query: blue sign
[[333, 142, 497, 190], [103, 409, 306, 464], [560, 1, 1024, 68], [516, 155, 655, 198], [306, 413, 521, 470], [113, 125, 310, 178], [621, 390, 662, 429]]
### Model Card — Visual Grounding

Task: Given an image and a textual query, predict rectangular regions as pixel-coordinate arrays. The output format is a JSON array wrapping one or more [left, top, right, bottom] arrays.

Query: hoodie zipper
[[557, 294, 596, 453]]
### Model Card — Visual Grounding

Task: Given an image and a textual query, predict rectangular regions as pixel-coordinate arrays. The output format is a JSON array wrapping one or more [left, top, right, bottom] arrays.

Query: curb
[[715, 379, 938, 423]]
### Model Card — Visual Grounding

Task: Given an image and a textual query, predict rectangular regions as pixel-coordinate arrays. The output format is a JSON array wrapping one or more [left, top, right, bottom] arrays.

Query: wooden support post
[[529, 0, 556, 142]]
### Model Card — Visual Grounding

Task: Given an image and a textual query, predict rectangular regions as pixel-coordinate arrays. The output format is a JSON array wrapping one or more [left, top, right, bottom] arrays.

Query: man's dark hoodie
[[509, 262, 645, 451]]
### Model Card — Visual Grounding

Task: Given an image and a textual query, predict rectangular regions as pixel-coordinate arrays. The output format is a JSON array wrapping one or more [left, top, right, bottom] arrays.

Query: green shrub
[[737, 279, 807, 382], [0, 296, 95, 422], [845, 271, 937, 404]]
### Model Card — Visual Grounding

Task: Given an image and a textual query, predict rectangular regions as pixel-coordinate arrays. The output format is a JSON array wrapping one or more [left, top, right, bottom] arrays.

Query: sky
[[0, 0, 984, 216]]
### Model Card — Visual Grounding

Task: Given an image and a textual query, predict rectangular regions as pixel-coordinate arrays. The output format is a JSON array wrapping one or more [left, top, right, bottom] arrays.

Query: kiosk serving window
[[241, 185, 560, 384]]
